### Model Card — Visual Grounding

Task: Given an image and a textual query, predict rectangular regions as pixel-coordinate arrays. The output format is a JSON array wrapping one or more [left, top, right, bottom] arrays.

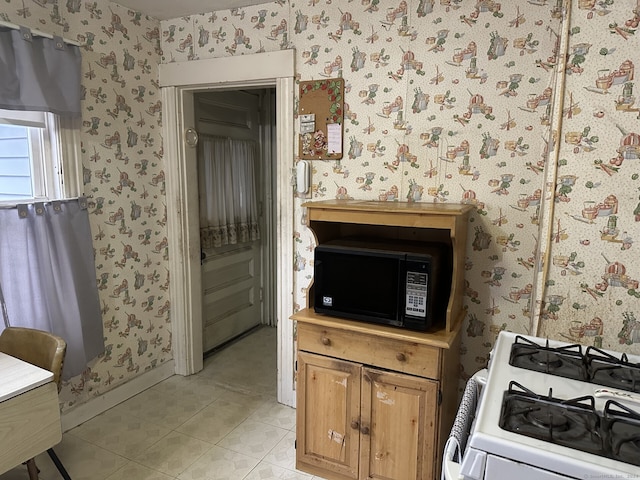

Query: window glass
[[0, 109, 81, 204], [0, 124, 35, 201]]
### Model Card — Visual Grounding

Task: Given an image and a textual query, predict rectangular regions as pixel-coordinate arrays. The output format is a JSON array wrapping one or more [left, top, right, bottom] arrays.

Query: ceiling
[[111, 0, 271, 21]]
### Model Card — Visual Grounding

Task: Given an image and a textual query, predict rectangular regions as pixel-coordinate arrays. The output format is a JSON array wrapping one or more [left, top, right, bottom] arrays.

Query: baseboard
[[61, 360, 176, 432]]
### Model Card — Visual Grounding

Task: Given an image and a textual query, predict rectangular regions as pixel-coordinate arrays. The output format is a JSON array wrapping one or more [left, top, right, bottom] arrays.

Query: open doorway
[[194, 88, 277, 355], [160, 50, 296, 407]]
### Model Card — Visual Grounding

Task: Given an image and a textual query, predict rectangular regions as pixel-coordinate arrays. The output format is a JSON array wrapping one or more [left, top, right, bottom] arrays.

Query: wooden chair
[[0, 327, 72, 480]]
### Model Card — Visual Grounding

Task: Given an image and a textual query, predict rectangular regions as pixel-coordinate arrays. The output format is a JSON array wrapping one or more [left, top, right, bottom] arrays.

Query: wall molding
[[61, 360, 175, 432], [159, 49, 294, 87], [160, 49, 296, 407]]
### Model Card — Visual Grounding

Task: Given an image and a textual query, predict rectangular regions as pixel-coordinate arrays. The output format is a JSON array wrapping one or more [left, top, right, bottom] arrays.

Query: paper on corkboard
[[298, 78, 344, 160]]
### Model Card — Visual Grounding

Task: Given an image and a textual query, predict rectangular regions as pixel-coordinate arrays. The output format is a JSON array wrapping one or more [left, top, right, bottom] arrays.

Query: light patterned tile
[[104, 461, 175, 480], [249, 400, 296, 430], [34, 434, 128, 480], [261, 431, 296, 471], [214, 376, 277, 398], [244, 462, 312, 480], [200, 327, 277, 396], [134, 431, 212, 477], [111, 386, 210, 430], [152, 372, 223, 405], [217, 420, 288, 460], [206, 369, 276, 397], [177, 445, 259, 480], [214, 388, 269, 412], [176, 400, 252, 444], [4, 328, 285, 480], [71, 408, 172, 459]]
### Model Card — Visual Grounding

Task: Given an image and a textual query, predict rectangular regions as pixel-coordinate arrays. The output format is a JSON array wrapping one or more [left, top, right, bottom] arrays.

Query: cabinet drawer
[[297, 323, 441, 379]]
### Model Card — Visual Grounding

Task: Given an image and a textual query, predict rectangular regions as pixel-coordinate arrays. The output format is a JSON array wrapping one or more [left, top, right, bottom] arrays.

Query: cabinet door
[[297, 351, 362, 479], [359, 368, 438, 480]]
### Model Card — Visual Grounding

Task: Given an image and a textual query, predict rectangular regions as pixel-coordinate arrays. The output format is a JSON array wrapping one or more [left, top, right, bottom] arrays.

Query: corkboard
[[298, 78, 344, 160]]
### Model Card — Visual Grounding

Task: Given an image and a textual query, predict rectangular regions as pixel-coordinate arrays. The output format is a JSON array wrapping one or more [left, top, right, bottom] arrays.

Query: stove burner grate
[[509, 335, 586, 381], [605, 400, 640, 466], [529, 351, 564, 370], [499, 381, 604, 456], [499, 382, 640, 467], [509, 336, 640, 393], [586, 347, 640, 394], [527, 409, 570, 431]]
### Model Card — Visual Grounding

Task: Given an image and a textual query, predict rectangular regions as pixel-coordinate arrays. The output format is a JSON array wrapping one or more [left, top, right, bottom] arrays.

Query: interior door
[[196, 90, 263, 352]]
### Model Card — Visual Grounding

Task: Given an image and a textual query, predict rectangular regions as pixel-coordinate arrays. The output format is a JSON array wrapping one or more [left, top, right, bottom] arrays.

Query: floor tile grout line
[[1, 327, 282, 480]]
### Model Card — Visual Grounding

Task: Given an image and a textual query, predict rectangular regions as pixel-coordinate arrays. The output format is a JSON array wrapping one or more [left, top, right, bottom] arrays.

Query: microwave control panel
[[405, 270, 428, 318]]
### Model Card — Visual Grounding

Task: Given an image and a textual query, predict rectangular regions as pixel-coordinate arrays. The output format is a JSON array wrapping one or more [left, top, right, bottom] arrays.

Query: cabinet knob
[[396, 352, 406, 362], [321, 336, 331, 346], [361, 426, 370, 435], [350, 420, 359, 430]]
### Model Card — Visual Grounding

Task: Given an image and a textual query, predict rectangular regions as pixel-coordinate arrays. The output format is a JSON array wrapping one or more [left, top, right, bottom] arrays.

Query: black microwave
[[312, 238, 450, 331]]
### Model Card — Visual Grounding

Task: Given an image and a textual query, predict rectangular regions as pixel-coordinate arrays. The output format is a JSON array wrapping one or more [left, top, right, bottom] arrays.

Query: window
[[0, 109, 82, 204]]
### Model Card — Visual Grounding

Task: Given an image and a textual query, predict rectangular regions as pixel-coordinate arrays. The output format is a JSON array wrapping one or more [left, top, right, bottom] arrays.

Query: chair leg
[[47, 448, 72, 480], [25, 458, 39, 480]]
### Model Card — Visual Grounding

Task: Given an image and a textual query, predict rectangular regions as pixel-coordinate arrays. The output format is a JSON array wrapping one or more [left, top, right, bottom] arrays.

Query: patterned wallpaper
[[2, 0, 638, 414], [0, 1, 170, 410], [160, 0, 640, 382], [541, 1, 640, 350]]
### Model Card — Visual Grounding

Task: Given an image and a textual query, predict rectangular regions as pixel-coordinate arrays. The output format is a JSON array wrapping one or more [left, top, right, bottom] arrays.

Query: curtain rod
[[0, 197, 85, 210], [0, 20, 82, 47]]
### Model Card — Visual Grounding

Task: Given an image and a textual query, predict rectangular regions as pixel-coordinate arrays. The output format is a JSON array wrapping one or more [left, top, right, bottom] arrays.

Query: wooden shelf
[[294, 200, 471, 480], [292, 308, 462, 350], [301, 200, 472, 332]]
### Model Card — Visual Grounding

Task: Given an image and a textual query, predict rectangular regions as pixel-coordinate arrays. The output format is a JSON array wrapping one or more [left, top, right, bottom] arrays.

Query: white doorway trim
[[160, 49, 296, 407]]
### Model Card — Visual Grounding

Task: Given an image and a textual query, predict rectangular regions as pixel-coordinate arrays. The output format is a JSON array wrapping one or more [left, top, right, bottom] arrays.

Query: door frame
[[159, 49, 296, 406]]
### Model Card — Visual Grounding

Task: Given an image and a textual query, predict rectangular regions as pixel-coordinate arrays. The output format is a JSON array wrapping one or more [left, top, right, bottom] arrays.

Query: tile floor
[[1, 326, 325, 480]]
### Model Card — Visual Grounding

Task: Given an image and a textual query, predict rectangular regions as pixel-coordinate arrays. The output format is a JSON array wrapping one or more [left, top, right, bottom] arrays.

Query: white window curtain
[[0, 26, 81, 117], [0, 200, 104, 380], [198, 135, 261, 248]]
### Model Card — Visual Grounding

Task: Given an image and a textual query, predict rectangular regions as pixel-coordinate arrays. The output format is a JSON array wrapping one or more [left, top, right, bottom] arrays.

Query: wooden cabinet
[[296, 351, 361, 479], [293, 200, 471, 480], [297, 350, 439, 480], [295, 315, 460, 480], [360, 365, 438, 480], [297, 352, 438, 479]]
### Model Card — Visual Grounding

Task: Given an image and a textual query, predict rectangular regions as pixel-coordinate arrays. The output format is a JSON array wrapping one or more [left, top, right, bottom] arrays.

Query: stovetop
[[468, 331, 640, 478], [509, 334, 640, 392], [500, 380, 640, 467]]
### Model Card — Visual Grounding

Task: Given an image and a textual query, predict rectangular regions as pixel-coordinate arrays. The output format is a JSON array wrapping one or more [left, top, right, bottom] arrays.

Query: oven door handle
[[442, 438, 462, 480], [441, 370, 486, 480]]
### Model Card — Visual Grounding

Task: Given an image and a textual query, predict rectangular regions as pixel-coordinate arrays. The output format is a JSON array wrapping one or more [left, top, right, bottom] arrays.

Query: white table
[[0, 352, 62, 474]]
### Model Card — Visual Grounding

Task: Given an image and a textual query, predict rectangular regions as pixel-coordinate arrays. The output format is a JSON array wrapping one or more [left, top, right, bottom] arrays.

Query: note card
[[327, 123, 342, 155]]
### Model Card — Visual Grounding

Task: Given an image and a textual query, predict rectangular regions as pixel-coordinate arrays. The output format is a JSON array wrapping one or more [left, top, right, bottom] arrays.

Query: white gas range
[[450, 330, 640, 480]]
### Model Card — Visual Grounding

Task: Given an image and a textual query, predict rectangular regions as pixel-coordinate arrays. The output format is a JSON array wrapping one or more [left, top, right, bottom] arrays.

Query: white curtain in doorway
[[198, 135, 261, 248]]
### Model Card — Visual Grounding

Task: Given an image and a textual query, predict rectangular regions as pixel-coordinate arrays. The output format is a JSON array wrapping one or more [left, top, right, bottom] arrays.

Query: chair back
[[0, 326, 67, 390]]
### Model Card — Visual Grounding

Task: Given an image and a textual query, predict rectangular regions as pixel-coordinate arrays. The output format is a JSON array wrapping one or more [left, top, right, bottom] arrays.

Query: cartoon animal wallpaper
[[0, 0, 639, 412], [0, 0, 169, 410], [159, 0, 640, 382]]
